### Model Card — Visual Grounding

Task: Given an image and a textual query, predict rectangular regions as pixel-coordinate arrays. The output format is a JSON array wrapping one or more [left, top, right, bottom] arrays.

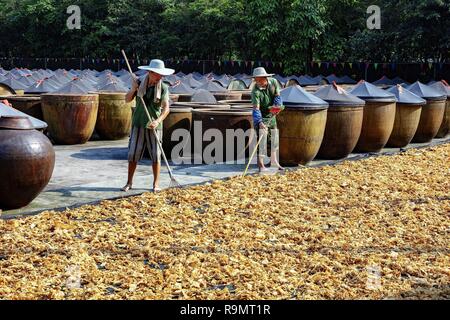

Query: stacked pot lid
[[386, 84, 426, 105], [372, 76, 395, 86], [197, 80, 226, 92], [314, 83, 365, 106], [169, 81, 195, 94], [349, 80, 396, 102], [281, 85, 329, 109], [426, 80, 450, 99], [54, 81, 91, 94], [98, 81, 129, 92], [191, 89, 217, 103], [406, 81, 447, 101], [25, 79, 59, 93]]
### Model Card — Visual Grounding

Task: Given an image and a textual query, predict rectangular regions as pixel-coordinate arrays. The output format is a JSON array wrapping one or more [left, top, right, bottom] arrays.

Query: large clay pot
[[213, 91, 242, 101], [0, 116, 55, 210], [387, 104, 423, 147], [318, 106, 364, 159], [314, 84, 365, 159], [354, 100, 396, 152], [412, 99, 446, 142], [95, 92, 133, 140], [429, 81, 450, 138], [218, 100, 253, 107], [349, 81, 397, 152], [435, 100, 449, 138], [6, 95, 43, 120], [0, 84, 15, 96], [191, 109, 253, 163], [41, 93, 99, 145], [385, 85, 425, 148], [177, 94, 193, 102], [163, 107, 193, 160], [171, 102, 231, 110], [229, 90, 252, 100], [407, 81, 447, 142], [278, 107, 328, 165]]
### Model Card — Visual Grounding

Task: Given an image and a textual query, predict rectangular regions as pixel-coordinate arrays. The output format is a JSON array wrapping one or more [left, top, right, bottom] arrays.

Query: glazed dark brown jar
[[0, 116, 55, 210]]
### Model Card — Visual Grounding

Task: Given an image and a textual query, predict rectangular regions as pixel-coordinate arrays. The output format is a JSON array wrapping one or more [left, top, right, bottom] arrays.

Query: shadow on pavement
[[70, 147, 129, 160]]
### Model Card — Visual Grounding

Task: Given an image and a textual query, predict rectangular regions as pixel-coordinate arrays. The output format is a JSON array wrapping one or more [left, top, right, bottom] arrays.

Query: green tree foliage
[[0, 0, 448, 72]]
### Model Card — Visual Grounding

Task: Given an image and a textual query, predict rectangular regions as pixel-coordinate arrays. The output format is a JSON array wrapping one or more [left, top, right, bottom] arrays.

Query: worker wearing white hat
[[250, 67, 284, 172], [122, 59, 175, 192]]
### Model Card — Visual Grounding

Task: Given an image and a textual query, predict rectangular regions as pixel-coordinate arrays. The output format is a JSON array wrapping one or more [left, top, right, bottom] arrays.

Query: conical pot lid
[[273, 75, 287, 85], [298, 75, 317, 86], [98, 81, 128, 93], [386, 85, 426, 105], [428, 80, 450, 98], [45, 77, 62, 89], [314, 83, 366, 107], [286, 76, 299, 84], [372, 76, 394, 86], [169, 81, 195, 94], [0, 103, 47, 129], [281, 85, 328, 109], [10, 68, 29, 77], [74, 78, 97, 91], [406, 81, 446, 101], [25, 80, 59, 93], [339, 75, 357, 84], [0, 77, 29, 90], [241, 78, 252, 87], [197, 81, 226, 92], [310, 75, 323, 84], [213, 78, 229, 88], [391, 76, 409, 85], [181, 75, 202, 88], [114, 69, 129, 77], [17, 75, 36, 86], [191, 89, 217, 103], [325, 74, 342, 84], [349, 80, 396, 102], [55, 81, 90, 94]]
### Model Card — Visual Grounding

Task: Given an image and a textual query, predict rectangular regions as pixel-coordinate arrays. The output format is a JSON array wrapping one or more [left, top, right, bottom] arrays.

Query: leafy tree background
[[0, 0, 448, 74]]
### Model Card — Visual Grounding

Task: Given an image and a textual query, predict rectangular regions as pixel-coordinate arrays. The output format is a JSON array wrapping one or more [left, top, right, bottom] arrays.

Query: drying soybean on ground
[[1, 144, 449, 300]]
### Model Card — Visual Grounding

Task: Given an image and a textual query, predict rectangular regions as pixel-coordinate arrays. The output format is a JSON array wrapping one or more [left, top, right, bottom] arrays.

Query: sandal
[[121, 183, 132, 192], [153, 187, 162, 193]]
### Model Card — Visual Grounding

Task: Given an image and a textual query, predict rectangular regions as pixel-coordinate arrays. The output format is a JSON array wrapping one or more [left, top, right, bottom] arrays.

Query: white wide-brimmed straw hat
[[248, 67, 275, 78], [138, 59, 175, 76]]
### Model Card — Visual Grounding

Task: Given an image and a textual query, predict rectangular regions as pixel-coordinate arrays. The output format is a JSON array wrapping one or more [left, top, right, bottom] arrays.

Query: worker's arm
[[252, 91, 266, 130], [147, 97, 170, 130], [125, 75, 139, 103]]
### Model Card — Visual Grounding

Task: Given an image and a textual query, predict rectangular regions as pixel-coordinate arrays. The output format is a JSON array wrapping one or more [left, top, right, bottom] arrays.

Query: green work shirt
[[132, 83, 169, 130], [251, 77, 280, 127]]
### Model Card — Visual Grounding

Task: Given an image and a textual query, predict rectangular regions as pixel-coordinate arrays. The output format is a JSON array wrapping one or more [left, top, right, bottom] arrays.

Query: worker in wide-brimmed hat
[[250, 67, 284, 172], [122, 59, 175, 192]]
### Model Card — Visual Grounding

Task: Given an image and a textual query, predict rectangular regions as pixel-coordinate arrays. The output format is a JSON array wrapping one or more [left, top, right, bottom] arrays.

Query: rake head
[[169, 177, 182, 189]]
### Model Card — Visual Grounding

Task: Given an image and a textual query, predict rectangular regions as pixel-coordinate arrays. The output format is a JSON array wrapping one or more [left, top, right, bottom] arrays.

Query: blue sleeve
[[252, 109, 263, 126], [274, 95, 283, 106]]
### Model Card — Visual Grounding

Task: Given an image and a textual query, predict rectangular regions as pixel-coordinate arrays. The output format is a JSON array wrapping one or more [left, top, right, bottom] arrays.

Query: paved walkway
[[1, 136, 449, 218]]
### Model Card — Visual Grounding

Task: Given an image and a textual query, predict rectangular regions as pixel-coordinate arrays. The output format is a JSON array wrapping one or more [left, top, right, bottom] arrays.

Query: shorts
[[128, 126, 162, 163], [255, 119, 279, 157]]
